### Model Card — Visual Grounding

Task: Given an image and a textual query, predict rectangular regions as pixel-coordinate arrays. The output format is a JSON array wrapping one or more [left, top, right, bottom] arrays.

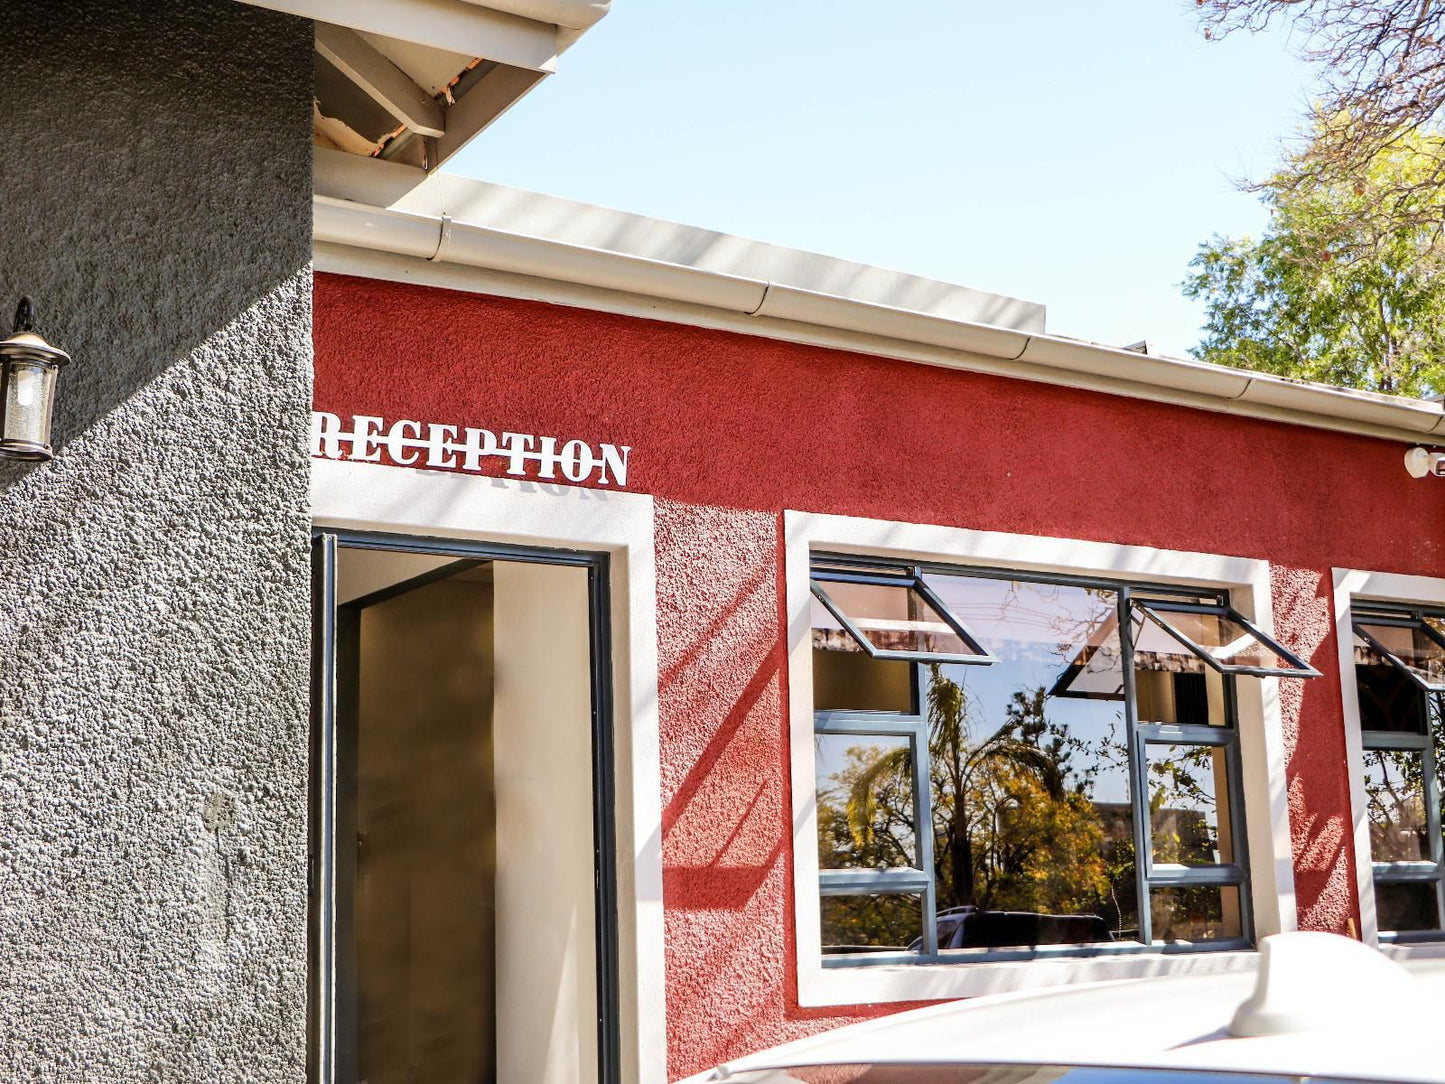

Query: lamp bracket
[[12, 296, 35, 334]]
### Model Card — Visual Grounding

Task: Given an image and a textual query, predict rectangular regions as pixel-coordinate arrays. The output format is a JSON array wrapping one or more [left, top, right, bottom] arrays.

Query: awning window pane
[[1022, 606, 1127, 702], [1354, 618, 1445, 693], [1130, 608, 1208, 676], [811, 575, 992, 663], [1135, 603, 1318, 678], [1354, 646, 1429, 733]]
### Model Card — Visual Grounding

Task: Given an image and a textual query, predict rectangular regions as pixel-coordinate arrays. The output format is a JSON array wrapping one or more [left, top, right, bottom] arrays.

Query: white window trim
[[786, 510, 1298, 1007], [311, 457, 668, 1084], [1332, 568, 1445, 961]]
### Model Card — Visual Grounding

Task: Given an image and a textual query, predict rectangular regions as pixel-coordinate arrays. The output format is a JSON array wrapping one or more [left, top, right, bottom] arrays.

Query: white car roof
[[682, 934, 1445, 1084]]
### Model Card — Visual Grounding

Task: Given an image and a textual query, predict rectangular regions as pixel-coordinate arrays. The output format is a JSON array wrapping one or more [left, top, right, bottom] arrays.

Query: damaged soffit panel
[[234, 0, 609, 179]]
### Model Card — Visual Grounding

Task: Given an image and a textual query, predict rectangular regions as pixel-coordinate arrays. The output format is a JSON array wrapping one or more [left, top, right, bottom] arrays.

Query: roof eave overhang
[[238, 0, 609, 183], [240, 0, 565, 70]]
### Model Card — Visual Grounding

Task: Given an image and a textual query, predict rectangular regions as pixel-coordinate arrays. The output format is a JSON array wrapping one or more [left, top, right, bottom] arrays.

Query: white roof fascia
[[455, 0, 609, 32], [314, 153, 1047, 332], [311, 178, 1445, 445], [240, 0, 560, 72], [433, 67, 549, 164]]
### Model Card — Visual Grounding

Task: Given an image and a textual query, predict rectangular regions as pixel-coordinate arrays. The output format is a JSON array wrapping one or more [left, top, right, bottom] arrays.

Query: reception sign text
[[310, 412, 632, 488]]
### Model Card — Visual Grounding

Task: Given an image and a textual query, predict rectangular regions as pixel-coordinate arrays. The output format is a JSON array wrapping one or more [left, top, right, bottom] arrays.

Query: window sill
[[798, 948, 1261, 1007], [1379, 938, 1445, 960]]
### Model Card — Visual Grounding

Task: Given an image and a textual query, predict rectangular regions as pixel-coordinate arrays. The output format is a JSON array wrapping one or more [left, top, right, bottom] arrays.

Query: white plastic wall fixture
[[1228, 931, 1417, 1037], [1404, 447, 1445, 478]]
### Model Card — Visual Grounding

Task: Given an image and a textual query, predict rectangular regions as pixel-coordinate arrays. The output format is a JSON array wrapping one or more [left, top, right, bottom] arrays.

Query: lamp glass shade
[[0, 356, 61, 460]]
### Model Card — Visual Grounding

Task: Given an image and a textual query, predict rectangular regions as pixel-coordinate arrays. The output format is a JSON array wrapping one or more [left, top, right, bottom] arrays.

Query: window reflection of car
[[911, 906, 1115, 952], [679, 933, 1445, 1084]]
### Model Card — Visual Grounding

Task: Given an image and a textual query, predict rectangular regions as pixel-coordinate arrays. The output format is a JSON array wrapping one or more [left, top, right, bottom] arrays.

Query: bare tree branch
[[1196, 0, 1445, 225]]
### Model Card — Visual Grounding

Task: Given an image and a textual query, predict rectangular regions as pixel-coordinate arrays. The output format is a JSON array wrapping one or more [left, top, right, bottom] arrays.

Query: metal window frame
[[815, 696, 939, 958], [811, 568, 996, 665], [1351, 600, 1445, 940], [1353, 613, 1445, 695], [1122, 589, 1254, 948], [813, 552, 1228, 603], [811, 567, 1258, 968], [1134, 599, 1321, 679], [1361, 724, 1445, 941], [310, 528, 621, 1084]]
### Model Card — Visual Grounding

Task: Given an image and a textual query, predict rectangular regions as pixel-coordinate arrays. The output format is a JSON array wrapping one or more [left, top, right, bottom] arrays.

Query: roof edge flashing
[[756, 283, 1030, 362], [328, 163, 1047, 333], [1018, 336, 1251, 400], [311, 194, 1445, 445]]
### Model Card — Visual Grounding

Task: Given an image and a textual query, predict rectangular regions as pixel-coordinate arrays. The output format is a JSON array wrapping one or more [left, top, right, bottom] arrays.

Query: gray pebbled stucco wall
[[0, 1, 313, 1079]]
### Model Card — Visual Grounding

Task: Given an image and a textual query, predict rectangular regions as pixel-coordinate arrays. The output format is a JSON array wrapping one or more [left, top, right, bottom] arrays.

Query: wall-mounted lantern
[[0, 297, 70, 461]]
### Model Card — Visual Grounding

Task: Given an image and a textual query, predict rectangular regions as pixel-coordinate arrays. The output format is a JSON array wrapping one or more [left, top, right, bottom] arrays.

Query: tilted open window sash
[[1133, 600, 1320, 679], [1354, 612, 1445, 694], [1049, 610, 1126, 701], [811, 569, 995, 665]]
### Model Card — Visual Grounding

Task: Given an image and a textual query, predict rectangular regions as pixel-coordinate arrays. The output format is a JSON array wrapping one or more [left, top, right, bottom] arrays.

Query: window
[[812, 568, 994, 663], [1350, 604, 1445, 940], [811, 556, 1316, 966]]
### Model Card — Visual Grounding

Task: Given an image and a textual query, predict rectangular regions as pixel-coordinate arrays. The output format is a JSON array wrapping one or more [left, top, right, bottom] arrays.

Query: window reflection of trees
[[1358, 692, 1445, 864], [1354, 620, 1445, 935], [817, 739, 914, 871], [1148, 745, 1226, 866], [816, 576, 1246, 950], [1363, 748, 1430, 862], [817, 665, 1141, 944]]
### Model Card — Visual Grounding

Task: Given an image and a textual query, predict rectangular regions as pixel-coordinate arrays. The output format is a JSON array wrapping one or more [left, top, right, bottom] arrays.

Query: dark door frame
[[309, 528, 620, 1084]]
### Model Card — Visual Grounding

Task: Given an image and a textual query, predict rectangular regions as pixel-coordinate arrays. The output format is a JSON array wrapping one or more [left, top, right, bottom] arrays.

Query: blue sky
[[445, 2, 1320, 358]]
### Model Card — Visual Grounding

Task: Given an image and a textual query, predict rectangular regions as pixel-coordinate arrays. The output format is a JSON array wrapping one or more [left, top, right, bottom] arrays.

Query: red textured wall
[[313, 272, 1445, 1079]]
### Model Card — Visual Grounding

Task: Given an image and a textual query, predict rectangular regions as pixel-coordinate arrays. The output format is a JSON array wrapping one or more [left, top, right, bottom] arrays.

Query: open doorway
[[310, 532, 618, 1084]]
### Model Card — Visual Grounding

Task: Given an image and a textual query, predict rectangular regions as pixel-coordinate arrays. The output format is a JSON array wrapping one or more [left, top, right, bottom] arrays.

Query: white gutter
[[457, 0, 609, 29], [313, 196, 1445, 443]]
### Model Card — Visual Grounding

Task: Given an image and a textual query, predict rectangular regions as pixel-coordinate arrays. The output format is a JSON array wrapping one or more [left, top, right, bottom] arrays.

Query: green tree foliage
[[1183, 122, 1445, 397]]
